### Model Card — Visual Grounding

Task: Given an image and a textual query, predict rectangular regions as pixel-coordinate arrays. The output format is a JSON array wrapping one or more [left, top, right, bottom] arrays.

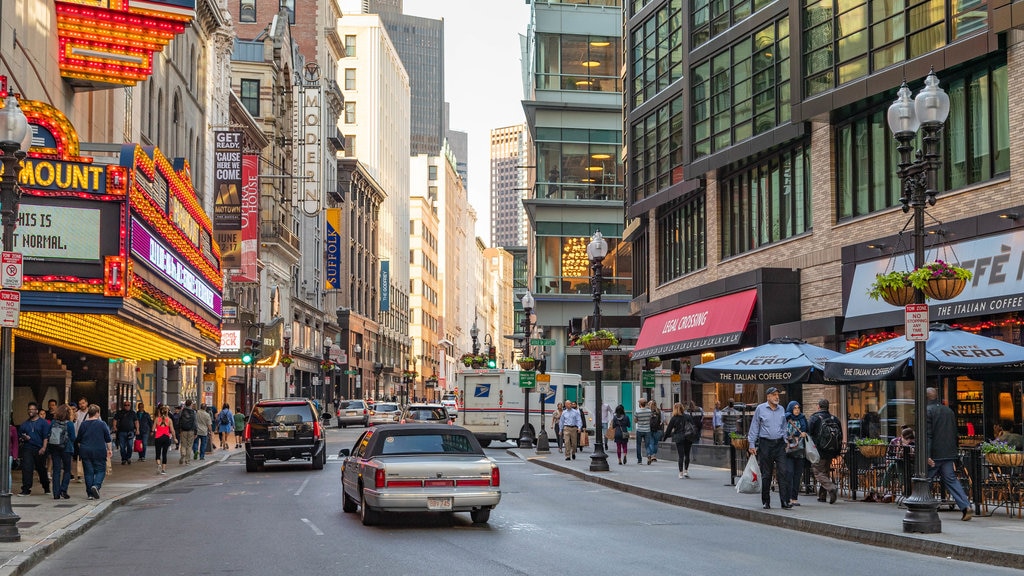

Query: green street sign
[[344, 369, 358, 375], [641, 370, 656, 388], [519, 370, 537, 388], [530, 338, 557, 346]]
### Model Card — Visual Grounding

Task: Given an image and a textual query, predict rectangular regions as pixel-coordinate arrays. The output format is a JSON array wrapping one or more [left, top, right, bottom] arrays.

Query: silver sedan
[[368, 402, 401, 425]]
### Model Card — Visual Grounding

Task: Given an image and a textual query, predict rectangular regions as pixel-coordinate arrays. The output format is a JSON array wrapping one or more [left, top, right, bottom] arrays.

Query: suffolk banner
[[325, 208, 341, 289]]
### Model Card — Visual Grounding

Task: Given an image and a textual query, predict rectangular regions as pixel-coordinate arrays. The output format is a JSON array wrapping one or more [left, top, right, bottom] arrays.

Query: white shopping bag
[[736, 455, 761, 494]]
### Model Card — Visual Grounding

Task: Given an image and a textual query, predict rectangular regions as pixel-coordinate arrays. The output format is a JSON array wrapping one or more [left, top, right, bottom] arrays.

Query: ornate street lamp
[[0, 93, 31, 542], [352, 342, 362, 400], [587, 230, 610, 472], [322, 337, 332, 410], [283, 327, 293, 396], [470, 318, 480, 357], [517, 291, 536, 448], [886, 69, 949, 534]]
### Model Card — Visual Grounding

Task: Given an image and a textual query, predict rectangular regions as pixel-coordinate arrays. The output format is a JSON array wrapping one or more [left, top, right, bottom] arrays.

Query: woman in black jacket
[[665, 401, 703, 478], [612, 405, 631, 465]]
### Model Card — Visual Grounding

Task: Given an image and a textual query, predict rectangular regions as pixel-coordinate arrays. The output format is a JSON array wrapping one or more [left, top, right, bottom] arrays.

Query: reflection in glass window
[[657, 193, 706, 283], [535, 33, 622, 92], [534, 225, 631, 296], [630, 1, 684, 107], [534, 128, 623, 201], [631, 96, 684, 201]]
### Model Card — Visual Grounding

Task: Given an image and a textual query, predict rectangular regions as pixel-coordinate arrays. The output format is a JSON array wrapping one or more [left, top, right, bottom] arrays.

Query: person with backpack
[[47, 404, 76, 500], [647, 400, 663, 464], [111, 401, 138, 466], [216, 404, 233, 451], [669, 401, 704, 478], [808, 398, 842, 504], [611, 404, 631, 465], [177, 400, 197, 465], [135, 401, 153, 463], [17, 402, 51, 496]]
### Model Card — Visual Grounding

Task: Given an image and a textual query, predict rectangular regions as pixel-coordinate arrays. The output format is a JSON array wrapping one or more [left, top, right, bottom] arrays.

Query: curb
[[0, 456, 222, 576], [510, 450, 1024, 570]]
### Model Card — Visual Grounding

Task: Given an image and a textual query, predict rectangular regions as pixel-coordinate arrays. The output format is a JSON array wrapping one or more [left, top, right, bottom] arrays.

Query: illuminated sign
[[169, 196, 200, 247], [131, 219, 222, 315], [15, 204, 101, 262], [221, 329, 241, 352], [325, 208, 341, 289], [14, 160, 105, 194]]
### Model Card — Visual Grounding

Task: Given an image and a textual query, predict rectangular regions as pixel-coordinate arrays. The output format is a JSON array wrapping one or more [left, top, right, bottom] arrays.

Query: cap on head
[[765, 387, 779, 395], [818, 398, 830, 409]]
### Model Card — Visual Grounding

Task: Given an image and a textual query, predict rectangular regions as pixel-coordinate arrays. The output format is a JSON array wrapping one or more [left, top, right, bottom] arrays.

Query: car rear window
[[376, 404, 398, 412], [408, 408, 447, 420], [347, 401, 366, 409], [251, 403, 311, 424], [379, 433, 478, 455]]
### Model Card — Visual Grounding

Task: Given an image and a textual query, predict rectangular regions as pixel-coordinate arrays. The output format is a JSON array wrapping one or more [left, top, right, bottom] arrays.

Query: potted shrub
[[855, 437, 886, 458], [518, 356, 536, 371], [577, 329, 619, 351], [981, 440, 1023, 467], [729, 432, 748, 451], [908, 260, 972, 300], [867, 270, 915, 307], [460, 353, 475, 367], [280, 356, 294, 367]]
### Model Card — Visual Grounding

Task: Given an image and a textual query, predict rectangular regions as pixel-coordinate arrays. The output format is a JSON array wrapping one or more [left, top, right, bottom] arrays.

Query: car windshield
[[378, 433, 478, 455]]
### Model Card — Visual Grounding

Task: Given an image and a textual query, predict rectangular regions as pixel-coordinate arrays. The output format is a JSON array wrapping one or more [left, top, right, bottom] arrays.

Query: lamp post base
[[589, 444, 609, 472], [0, 494, 21, 542], [517, 424, 535, 449], [535, 428, 550, 454], [902, 476, 942, 533]]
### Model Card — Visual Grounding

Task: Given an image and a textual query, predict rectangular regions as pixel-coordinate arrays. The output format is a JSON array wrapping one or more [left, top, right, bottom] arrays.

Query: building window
[[692, 17, 790, 160], [630, 95, 683, 202], [344, 68, 356, 91], [693, 0, 776, 49], [239, 0, 255, 22], [535, 224, 631, 296], [428, 165, 437, 180], [240, 79, 259, 117], [657, 192, 706, 283], [836, 59, 1009, 220], [343, 135, 356, 157], [535, 127, 622, 201], [630, 0, 684, 107], [344, 101, 356, 124], [345, 35, 357, 57], [720, 142, 811, 258], [535, 33, 621, 92]]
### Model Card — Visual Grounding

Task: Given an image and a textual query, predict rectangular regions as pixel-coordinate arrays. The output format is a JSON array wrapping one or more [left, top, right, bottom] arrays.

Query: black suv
[[244, 398, 326, 472]]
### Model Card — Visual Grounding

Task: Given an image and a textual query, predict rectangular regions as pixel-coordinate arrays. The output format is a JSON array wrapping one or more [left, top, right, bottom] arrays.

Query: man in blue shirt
[[747, 387, 791, 510], [18, 402, 51, 496], [559, 402, 583, 461]]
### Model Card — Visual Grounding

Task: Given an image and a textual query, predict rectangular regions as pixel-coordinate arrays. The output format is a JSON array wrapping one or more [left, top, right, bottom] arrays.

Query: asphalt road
[[23, 427, 1023, 576]]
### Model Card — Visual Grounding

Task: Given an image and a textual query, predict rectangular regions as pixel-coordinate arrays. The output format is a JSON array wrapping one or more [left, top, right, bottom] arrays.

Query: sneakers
[[683, 470, 689, 478], [962, 508, 973, 521], [678, 471, 685, 479], [61, 492, 70, 499], [829, 488, 838, 504], [89, 485, 100, 499]]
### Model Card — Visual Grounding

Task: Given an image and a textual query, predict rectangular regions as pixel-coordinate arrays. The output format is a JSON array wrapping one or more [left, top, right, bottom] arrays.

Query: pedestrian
[[136, 401, 152, 462], [17, 402, 51, 496], [611, 404, 630, 464], [807, 398, 842, 504], [722, 399, 740, 442], [664, 402, 686, 477], [205, 404, 219, 450], [73, 397, 88, 482], [925, 387, 973, 521], [47, 404, 75, 500], [171, 404, 182, 450], [601, 400, 614, 451], [574, 401, 587, 451], [993, 420, 1024, 450], [882, 426, 915, 498], [559, 400, 582, 461], [216, 403, 233, 450], [45, 399, 58, 422], [177, 400, 197, 465], [783, 401, 808, 506], [712, 401, 724, 445], [646, 400, 662, 464], [233, 407, 246, 449], [747, 387, 791, 510], [634, 398, 652, 464], [551, 403, 564, 453], [74, 404, 112, 500], [194, 403, 213, 460], [111, 400, 138, 466], [152, 404, 175, 475]]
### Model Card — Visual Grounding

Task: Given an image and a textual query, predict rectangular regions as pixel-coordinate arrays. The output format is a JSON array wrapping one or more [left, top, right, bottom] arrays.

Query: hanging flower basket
[[857, 444, 886, 459], [578, 329, 618, 351], [868, 271, 913, 305], [878, 285, 916, 307], [986, 452, 1024, 467], [518, 359, 536, 371], [921, 277, 967, 300], [908, 260, 971, 301], [320, 361, 335, 372], [731, 438, 749, 451], [280, 356, 294, 367], [643, 357, 662, 370]]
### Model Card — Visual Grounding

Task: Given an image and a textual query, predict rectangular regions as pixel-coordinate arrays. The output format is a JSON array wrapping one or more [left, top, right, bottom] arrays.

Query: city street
[[21, 427, 1022, 576]]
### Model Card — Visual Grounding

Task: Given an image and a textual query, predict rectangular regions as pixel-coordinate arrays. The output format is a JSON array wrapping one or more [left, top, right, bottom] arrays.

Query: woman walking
[[666, 401, 703, 478], [551, 402, 564, 453], [152, 405, 175, 475], [784, 401, 808, 506], [216, 404, 233, 451], [136, 402, 152, 462], [48, 404, 76, 499], [74, 404, 112, 500], [612, 404, 631, 465]]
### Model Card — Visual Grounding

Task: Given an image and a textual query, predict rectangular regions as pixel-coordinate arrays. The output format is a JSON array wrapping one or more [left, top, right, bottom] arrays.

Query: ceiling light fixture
[[587, 165, 604, 172], [590, 40, 610, 47], [581, 60, 601, 68], [591, 153, 612, 160], [999, 212, 1019, 221]]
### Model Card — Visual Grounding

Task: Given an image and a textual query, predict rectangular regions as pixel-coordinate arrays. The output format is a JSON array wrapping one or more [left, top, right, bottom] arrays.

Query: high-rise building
[[489, 124, 529, 249]]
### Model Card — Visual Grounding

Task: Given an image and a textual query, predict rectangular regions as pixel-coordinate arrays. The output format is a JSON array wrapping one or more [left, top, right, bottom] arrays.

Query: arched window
[[156, 89, 164, 147], [172, 93, 181, 154]]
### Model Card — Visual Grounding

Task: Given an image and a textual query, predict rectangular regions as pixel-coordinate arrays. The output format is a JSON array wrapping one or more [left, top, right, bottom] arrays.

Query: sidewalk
[[0, 444, 233, 576], [509, 446, 1024, 570]]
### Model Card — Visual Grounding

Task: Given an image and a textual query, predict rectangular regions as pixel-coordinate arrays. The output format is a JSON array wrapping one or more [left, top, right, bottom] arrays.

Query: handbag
[[605, 425, 615, 441], [134, 438, 143, 453], [804, 436, 821, 463], [736, 456, 761, 494], [580, 429, 590, 447]]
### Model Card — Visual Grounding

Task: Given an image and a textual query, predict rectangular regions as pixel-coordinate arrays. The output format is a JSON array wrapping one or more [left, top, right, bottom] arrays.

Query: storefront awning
[[15, 312, 207, 361], [632, 289, 757, 360]]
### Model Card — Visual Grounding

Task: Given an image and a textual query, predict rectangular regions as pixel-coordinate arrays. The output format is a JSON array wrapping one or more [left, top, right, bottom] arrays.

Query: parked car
[[369, 402, 401, 426], [440, 396, 459, 417], [339, 423, 501, 525], [244, 398, 326, 472], [337, 399, 370, 428], [399, 404, 451, 424]]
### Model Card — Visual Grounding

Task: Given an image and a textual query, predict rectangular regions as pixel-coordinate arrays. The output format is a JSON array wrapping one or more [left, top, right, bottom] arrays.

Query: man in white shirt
[[601, 401, 614, 450]]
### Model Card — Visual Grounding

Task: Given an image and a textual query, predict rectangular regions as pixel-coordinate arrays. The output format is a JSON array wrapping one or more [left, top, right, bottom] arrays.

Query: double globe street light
[[587, 231, 610, 472], [517, 291, 536, 449]]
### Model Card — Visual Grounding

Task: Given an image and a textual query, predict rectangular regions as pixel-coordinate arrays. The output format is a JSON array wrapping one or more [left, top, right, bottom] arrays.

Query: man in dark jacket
[[111, 401, 138, 466], [925, 387, 972, 521], [807, 398, 840, 504], [17, 402, 51, 496]]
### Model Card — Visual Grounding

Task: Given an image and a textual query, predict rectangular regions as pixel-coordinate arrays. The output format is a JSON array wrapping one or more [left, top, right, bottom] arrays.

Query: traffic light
[[240, 338, 255, 365], [250, 338, 262, 362], [487, 345, 497, 369]]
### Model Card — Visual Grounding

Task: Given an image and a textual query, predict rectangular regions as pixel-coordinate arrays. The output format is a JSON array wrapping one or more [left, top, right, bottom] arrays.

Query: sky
[[404, 0, 532, 243]]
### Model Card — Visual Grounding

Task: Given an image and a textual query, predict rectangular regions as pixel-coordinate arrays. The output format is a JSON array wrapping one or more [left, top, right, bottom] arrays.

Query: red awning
[[631, 289, 757, 360]]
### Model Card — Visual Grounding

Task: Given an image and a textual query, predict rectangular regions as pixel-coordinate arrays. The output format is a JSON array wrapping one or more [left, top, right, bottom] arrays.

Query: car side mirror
[[338, 448, 350, 457]]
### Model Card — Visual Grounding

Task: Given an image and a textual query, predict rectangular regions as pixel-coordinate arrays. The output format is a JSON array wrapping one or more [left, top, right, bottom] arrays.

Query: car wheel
[[360, 494, 379, 526], [342, 488, 358, 513], [479, 439, 492, 448], [470, 508, 490, 524], [245, 454, 257, 473], [312, 449, 325, 470]]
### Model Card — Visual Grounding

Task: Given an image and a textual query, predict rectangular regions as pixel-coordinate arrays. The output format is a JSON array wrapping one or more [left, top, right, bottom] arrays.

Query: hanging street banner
[[325, 208, 342, 289], [231, 154, 259, 283], [213, 131, 242, 269], [380, 259, 390, 312]]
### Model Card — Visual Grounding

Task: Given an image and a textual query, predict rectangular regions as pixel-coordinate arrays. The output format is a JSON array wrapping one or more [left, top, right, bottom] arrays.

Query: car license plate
[[427, 497, 452, 511], [274, 430, 292, 439], [347, 411, 358, 416]]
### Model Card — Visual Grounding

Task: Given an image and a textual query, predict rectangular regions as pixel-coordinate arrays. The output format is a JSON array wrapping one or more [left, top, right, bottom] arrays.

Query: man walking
[[722, 399, 740, 443], [17, 402, 51, 496], [634, 398, 652, 464], [177, 400, 197, 465], [601, 400, 614, 450], [926, 387, 973, 521], [712, 401, 724, 445], [808, 398, 841, 504], [747, 387, 791, 509], [111, 401, 138, 465], [559, 401, 582, 460], [194, 404, 213, 460]]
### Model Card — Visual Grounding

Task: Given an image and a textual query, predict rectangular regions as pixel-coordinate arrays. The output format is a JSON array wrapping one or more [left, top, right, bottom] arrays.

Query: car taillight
[[363, 409, 368, 415], [313, 420, 321, 438], [374, 468, 386, 488], [244, 423, 251, 441], [490, 466, 500, 487]]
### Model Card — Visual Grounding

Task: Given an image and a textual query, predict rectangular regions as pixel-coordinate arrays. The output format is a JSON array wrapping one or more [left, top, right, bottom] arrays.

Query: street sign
[[905, 303, 929, 341], [1, 252, 22, 289], [641, 370, 655, 388], [329, 344, 342, 361], [288, 383, 296, 394], [519, 370, 536, 388], [530, 338, 556, 346], [344, 369, 358, 375], [589, 351, 604, 371], [0, 290, 19, 328]]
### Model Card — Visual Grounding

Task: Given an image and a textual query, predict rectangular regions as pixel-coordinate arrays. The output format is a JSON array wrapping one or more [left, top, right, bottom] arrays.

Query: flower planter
[[879, 285, 916, 307], [582, 338, 614, 351], [518, 360, 536, 371], [857, 444, 886, 459], [471, 362, 485, 369], [731, 438, 749, 451], [644, 359, 662, 370], [986, 452, 1024, 467], [922, 277, 966, 300]]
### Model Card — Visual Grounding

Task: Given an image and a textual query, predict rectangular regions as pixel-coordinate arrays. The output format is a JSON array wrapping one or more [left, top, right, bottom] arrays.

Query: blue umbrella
[[824, 324, 1024, 382], [691, 337, 842, 385]]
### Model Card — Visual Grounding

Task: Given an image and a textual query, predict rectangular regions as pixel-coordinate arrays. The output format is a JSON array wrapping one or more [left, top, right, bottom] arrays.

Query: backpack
[[649, 409, 662, 433], [178, 408, 196, 431], [219, 411, 231, 426], [49, 421, 69, 448], [683, 416, 700, 441], [815, 413, 843, 456]]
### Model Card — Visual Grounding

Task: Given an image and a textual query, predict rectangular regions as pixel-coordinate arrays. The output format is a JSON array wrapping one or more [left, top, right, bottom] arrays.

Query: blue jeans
[[928, 458, 970, 511], [117, 431, 134, 463], [193, 434, 209, 459], [647, 430, 661, 457], [49, 447, 72, 496], [636, 431, 651, 462], [82, 456, 107, 493]]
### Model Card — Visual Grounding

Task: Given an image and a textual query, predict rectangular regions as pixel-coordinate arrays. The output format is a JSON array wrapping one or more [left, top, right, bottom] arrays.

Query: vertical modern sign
[[231, 154, 259, 283], [213, 130, 242, 269], [325, 208, 341, 289], [299, 64, 322, 216], [380, 259, 390, 312]]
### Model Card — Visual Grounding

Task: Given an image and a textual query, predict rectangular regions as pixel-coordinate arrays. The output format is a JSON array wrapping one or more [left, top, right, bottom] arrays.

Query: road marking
[[301, 518, 324, 535], [294, 477, 312, 496]]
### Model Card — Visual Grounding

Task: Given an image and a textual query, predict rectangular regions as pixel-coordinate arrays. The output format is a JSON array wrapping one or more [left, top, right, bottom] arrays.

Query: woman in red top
[[152, 405, 176, 475]]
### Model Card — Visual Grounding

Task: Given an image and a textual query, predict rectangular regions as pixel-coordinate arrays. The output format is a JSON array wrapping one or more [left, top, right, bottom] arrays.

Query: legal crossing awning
[[631, 289, 758, 361]]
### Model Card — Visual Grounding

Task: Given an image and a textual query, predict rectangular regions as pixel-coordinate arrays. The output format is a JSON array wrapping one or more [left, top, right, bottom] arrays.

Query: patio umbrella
[[691, 337, 842, 385], [823, 323, 1024, 382]]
